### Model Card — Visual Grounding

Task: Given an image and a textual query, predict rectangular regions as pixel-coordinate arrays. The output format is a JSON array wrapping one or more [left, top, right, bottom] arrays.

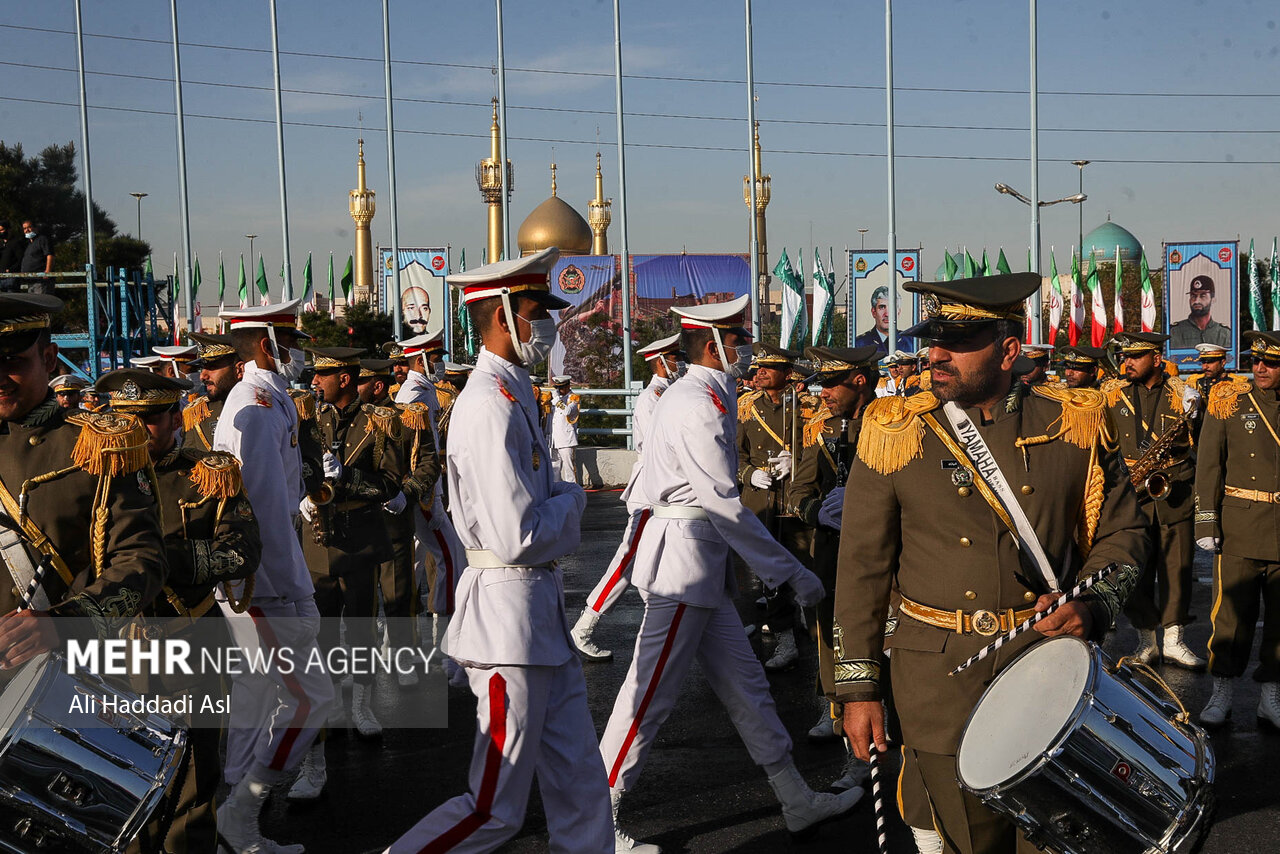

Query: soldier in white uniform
[[212, 299, 334, 854], [394, 332, 467, 644], [548, 375, 581, 483], [384, 247, 612, 854], [599, 296, 863, 852], [571, 333, 683, 660]]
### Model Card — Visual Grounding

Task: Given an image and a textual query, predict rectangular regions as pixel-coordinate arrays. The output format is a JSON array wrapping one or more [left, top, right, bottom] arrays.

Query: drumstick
[[948, 563, 1119, 676], [18, 562, 45, 611], [866, 740, 889, 854]]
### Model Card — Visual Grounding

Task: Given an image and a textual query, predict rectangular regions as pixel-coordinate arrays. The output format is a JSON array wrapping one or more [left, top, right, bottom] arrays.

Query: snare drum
[[0, 653, 186, 853], [956, 635, 1214, 854]]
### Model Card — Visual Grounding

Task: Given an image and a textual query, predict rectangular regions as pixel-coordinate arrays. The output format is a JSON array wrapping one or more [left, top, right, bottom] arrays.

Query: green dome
[[933, 252, 964, 280], [1082, 219, 1142, 264]]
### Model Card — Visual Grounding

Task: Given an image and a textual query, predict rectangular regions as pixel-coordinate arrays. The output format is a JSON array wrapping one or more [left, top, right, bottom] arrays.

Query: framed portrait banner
[[846, 249, 921, 356], [1163, 241, 1238, 370], [379, 247, 449, 341]]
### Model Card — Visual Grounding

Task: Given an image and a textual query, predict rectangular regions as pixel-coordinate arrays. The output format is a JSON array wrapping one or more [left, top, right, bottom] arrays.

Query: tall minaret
[[348, 138, 376, 303], [743, 121, 772, 320], [476, 98, 513, 263], [588, 151, 612, 256]]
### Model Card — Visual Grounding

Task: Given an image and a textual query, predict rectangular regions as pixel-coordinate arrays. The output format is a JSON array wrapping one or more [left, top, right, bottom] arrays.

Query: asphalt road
[[265, 491, 1280, 853]]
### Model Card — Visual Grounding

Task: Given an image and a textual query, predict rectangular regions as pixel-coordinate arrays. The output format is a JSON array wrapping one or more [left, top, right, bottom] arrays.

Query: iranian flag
[[1113, 246, 1124, 333], [1069, 251, 1084, 346], [1140, 252, 1156, 332], [1088, 256, 1107, 347], [1046, 249, 1063, 347]]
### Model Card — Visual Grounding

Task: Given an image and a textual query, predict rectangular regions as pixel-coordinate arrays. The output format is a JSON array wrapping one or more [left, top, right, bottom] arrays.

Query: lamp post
[[1072, 160, 1090, 268], [858, 227, 868, 250], [994, 184, 1085, 340], [129, 192, 147, 240], [245, 234, 257, 306]]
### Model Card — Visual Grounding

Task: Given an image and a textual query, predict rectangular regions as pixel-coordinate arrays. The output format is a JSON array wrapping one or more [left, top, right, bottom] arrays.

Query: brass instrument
[[834, 418, 851, 488], [310, 401, 340, 546], [1128, 415, 1191, 501]]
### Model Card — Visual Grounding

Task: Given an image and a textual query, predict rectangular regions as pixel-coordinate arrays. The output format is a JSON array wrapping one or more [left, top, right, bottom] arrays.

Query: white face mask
[[431, 362, 446, 382], [267, 331, 306, 382], [517, 317, 557, 368], [715, 331, 753, 379], [24, 231, 36, 240]]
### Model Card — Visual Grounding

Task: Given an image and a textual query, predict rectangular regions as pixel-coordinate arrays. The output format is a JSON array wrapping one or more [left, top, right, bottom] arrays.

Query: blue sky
[[4, 0, 1280, 302]]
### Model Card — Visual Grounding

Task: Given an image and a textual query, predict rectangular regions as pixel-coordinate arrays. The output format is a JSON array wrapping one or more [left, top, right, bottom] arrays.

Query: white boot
[[572, 609, 614, 661], [1129, 628, 1160, 666], [218, 773, 306, 854], [1258, 682, 1280, 729], [806, 700, 841, 742], [830, 745, 869, 792], [910, 826, 945, 854], [1200, 676, 1234, 728], [764, 633, 799, 672], [285, 743, 327, 802], [766, 760, 863, 835], [611, 788, 661, 853], [351, 682, 383, 738], [397, 655, 420, 688], [1162, 625, 1206, 670]]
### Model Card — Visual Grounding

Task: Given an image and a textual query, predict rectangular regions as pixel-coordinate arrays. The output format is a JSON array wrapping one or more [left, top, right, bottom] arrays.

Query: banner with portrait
[[1163, 241, 1238, 369], [547, 253, 749, 383], [846, 249, 921, 357], [379, 247, 449, 340]]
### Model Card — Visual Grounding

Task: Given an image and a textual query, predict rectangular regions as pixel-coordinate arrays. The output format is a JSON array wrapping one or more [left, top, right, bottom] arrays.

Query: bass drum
[[0, 652, 186, 853], [956, 635, 1214, 854]]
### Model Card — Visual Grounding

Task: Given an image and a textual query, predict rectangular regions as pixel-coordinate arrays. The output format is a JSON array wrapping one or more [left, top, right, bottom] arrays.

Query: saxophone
[[1128, 415, 1191, 501]]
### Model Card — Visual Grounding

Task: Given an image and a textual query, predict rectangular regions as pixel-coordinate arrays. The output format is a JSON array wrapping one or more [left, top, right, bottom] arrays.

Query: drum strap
[[937, 402, 1060, 592], [0, 474, 71, 608]]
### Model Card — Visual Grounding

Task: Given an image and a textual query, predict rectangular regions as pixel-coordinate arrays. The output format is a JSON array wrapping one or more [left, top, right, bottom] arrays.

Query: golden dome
[[516, 163, 592, 256]]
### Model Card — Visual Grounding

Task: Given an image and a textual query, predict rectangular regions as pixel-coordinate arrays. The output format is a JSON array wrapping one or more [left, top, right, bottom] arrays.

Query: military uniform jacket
[[832, 383, 1149, 754], [736, 388, 816, 519], [0, 396, 166, 636], [434, 380, 459, 451], [376, 392, 440, 539], [618, 374, 671, 508], [1102, 373, 1194, 524], [396, 370, 447, 503], [151, 443, 261, 610], [1194, 377, 1280, 560], [549, 390, 580, 449], [213, 362, 313, 603], [301, 398, 405, 576], [183, 396, 224, 451], [790, 411, 858, 576], [443, 348, 585, 667], [631, 365, 806, 609]]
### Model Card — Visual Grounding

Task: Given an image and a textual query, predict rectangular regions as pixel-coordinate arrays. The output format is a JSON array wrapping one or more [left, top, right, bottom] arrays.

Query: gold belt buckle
[[971, 609, 1000, 637]]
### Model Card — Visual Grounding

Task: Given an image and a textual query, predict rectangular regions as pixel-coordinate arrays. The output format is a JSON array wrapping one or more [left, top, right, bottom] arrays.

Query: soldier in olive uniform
[[97, 369, 261, 854], [300, 347, 406, 747], [1194, 332, 1280, 729], [1059, 346, 1104, 390], [1101, 332, 1204, 667], [0, 293, 167, 669], [738, 344, 818, 670], [183, 332, 242, 450], [1185, 343, 1235, 440], [836, 274, 1148, 854], [383, 340, 410, 397], [1018, 345, 1054, 387], [49, 373, 87, 408]]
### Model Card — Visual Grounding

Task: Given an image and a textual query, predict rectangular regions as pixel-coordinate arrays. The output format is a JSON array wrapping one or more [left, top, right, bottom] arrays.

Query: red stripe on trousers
[[432, 529, 456, 613], [247, 606, 312, 771], [591, 508, 652, 612], [608, 603, 686, 787], [417, 672, 507, 854]]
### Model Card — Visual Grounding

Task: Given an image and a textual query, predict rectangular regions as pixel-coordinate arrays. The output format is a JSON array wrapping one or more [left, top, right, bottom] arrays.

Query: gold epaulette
[[1028, 384, 1108, 450], [362, 404, 402, 438], [67, 412, 149, 477], [802, 405, 833, 448], [187, 450, 243, 499], [737, 388, 763, 422], [1185, 372, 1205, 385], [875, 376, 888, 391], [288, 388, 316, 422], [435, 384, 457, 405], [918, 369, 931, 391], [1207, 376, 1253, 419], [397, 402, 431, 431], [856, 392, 938, 475], [798, 392, 823, 419], [1164, 373, 1189, 414], [1100, 377, 1127, 407], [182, 396, 211, 432], [1164, 359, 1179, 378], [389, 382, 401, 396], [568, 393, 580, 403]]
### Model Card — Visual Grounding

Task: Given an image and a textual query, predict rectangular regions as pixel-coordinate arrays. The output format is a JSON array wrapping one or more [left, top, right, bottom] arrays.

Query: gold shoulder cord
[[1246, 390, 1280, 451]]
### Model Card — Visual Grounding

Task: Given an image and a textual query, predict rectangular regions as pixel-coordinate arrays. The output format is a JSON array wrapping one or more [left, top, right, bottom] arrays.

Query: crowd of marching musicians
[[0, 252, 1274, 854]]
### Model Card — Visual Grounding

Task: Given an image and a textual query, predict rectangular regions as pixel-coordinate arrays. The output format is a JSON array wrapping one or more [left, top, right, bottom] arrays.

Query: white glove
[[818, 488, 845, 530], [383, 491, 407, 514], [749, 468, 774, 490], [789, 567, 826, 608], [1196, 536, 1220, 552], [1182, 385, 1202, 416], [299, 497, 317, 523], [769, 451, 793, 479], [322, 451, 343, 480]]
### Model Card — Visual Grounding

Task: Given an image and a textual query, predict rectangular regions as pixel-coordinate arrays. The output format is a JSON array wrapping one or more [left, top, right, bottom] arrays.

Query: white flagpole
[[383, 0, 402, 336], [744, 0, 760, 339], [495, 0, 511, 259], [269, 0, 293, 298], [613, 0, 634, 396], [885, 0, 898, 354], [171, 0, 194, 334], [1028, 0, 1042, 343]]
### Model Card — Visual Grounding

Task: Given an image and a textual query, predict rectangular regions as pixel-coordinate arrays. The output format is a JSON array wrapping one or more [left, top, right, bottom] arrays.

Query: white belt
[[650, 505, 709, 521], [464, 549, 553, 570]]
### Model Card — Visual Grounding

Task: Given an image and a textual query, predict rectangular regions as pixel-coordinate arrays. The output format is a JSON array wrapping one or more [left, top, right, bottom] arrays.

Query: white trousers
[[582, 506, 651, 616], [415, 496, 466, 616], [385, 658, 612, 854], [599, 590, 792, 792], [218, 596, 334, 785], [555, 447, 577, 484]]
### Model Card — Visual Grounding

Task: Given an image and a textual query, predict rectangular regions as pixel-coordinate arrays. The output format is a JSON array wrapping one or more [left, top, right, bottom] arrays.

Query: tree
[[300, 301, 394, 351]]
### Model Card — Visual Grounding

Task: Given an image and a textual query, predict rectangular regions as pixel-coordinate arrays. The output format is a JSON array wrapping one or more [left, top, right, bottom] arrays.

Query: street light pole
[[858, 228, 868, 250], [245, 234, 257, 306], [1072, 160, 1090, 269], [1028, 0, 1041, 343], [130, 192, 148, 240]]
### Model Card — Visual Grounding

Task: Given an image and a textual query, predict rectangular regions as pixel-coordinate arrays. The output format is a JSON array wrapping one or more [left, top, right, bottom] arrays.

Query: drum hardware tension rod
[[865, 739, 889, 854], [949, 563, 1119, 676]]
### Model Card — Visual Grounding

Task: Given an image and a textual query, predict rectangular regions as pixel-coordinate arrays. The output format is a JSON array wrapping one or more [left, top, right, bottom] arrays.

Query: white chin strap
[[266, 325, 283, 375], [499, 288, 523, 365], [712, 327, 732, 374]]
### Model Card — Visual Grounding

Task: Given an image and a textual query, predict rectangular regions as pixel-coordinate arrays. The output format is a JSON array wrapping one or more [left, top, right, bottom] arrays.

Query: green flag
[[144, 255, 154, 282], [980, 249, 991, 276], [327, 253, 336, 318], [995, 249, 1012, 276], [1271, 238, 1279, 331], [238, 256, 248, 308], [218, 255, 226, 307], [812, 247, 835, 346], [1249, 238, 1266, 330], [459, 249, 478, 357], [301, 253, 313, 309], [1140, 252, 1156, 332], [341, 255, 354, 299], [963, 250, 978, 279], [943, 250, 958, 282], [255, 256, 269, 305], [773, 248, 806, 350], [192, 257, 201, 307]]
